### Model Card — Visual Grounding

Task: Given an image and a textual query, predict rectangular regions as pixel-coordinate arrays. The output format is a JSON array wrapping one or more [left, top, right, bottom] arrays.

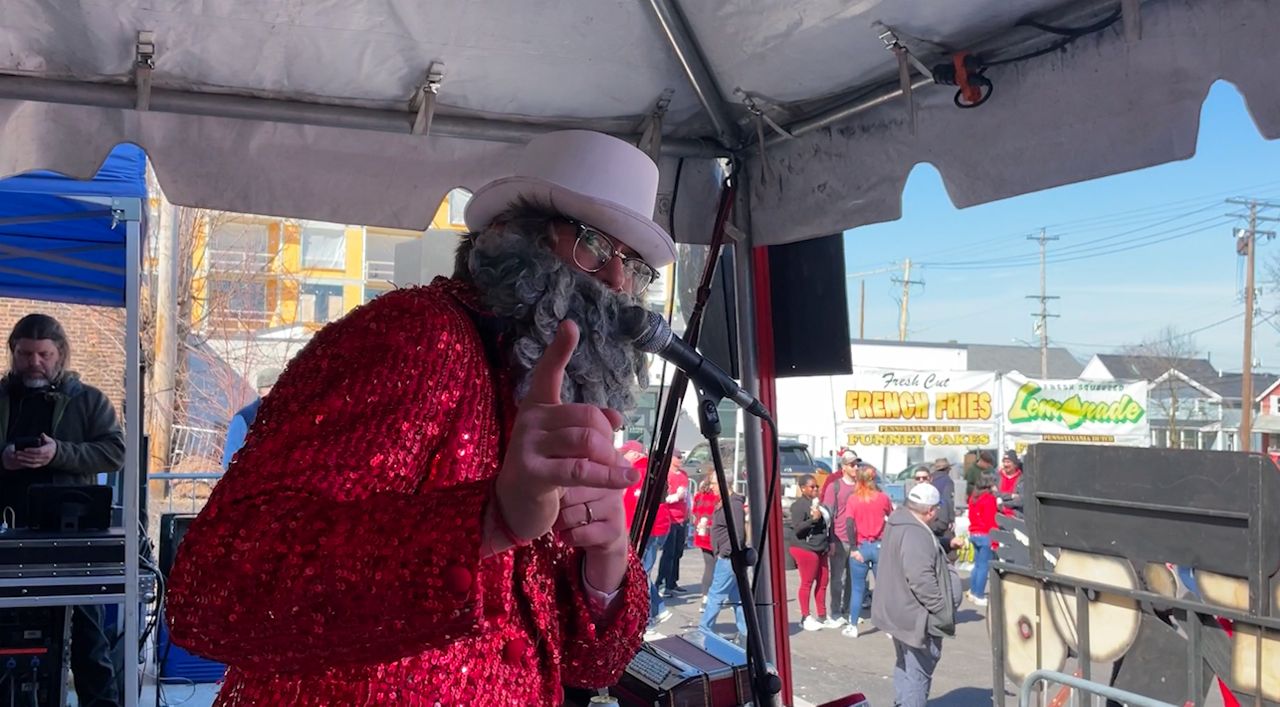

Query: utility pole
[[147, 184, 180, 501], [1026, 229, 1060, 379], [1226, 198, 1279, 451], [859, 280, 865, 339], [891, 258, 924, 342]]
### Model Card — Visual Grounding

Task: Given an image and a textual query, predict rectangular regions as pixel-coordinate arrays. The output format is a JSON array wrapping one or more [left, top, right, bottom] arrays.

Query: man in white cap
[[167, 131, 669, 706], [872, 482, 963, 707]]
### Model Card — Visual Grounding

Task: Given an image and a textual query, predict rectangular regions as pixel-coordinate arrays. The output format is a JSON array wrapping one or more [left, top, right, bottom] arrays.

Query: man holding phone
[[0, 313, 125, 707]]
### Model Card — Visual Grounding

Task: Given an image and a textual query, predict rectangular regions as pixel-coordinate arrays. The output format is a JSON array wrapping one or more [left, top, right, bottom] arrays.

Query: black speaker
[[159, 513, 198, 577], [674, 247, 739, 379], [766, 234, 852, 378]]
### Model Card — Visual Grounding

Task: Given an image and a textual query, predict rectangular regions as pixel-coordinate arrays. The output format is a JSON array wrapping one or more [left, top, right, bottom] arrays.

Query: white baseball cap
[[908, 482, 941, 507], [464, 130, 676, 267]]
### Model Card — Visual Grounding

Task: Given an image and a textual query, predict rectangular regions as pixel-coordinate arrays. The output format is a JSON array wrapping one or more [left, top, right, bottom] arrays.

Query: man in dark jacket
[[928, 458, 957, 546], [872, 483, 962, 707], [698, 490, 748, 640], [963, 450, 995, 501], [0, 314, 126, 707]]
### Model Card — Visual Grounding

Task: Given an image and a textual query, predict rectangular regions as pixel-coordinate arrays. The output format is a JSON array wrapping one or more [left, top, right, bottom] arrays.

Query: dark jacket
[[788, 496, 829, 554], [0, 373, 125, 524], [929, 470, 956, 537], [963, 462, 988, 500], [711, 493, 747, 558], [871, 507, 962, 649]]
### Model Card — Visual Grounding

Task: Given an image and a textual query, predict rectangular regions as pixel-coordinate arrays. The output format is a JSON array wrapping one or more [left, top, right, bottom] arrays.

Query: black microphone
[[618, 306, 771, 420]]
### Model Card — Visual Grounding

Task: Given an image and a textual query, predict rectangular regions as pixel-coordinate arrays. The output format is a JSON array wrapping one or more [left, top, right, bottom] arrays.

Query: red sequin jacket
[[166, 278, 648, 706]]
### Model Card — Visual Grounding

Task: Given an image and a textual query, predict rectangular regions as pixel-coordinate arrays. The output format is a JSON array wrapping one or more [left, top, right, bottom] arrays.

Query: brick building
[[0, 298, 126, 414]]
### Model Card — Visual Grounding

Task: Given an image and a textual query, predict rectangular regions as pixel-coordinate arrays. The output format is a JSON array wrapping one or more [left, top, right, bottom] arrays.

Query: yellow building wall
[[277, 222, 301, 327], [193, 193, 465, 332], [342, 226, 364, 312]]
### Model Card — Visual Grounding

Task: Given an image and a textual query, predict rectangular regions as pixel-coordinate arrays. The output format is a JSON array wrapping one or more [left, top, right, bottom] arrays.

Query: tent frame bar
[[0, 210, 113, 227], [643, 0, 741, 149], [0, 75, 725, 159], [0, 242, 126, 276]]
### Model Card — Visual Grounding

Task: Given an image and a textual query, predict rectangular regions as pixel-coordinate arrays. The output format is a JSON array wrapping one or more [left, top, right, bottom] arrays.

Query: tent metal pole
[[730, 178, 789, 705], [766, 0, 1120, 147], [771, 76, 934, 145], [116, 197, 142, 707], [644, 0, 741, 149], [0, 75, 725, 159]]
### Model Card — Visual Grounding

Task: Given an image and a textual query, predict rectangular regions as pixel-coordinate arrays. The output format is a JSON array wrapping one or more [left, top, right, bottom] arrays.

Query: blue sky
[[843, 81, 1280, 373]]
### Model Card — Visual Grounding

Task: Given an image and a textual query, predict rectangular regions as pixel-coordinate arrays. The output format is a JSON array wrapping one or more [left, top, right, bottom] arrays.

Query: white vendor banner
[[839, 368, 999, 448], [1001, 373, 1150, 454]]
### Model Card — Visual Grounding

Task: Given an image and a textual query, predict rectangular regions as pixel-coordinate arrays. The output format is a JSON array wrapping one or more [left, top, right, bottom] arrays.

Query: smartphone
[[12, 436, 43, 451]]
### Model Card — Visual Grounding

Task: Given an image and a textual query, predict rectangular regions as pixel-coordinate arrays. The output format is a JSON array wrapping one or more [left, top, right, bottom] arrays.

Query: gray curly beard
[[467, 225, 649, 413]]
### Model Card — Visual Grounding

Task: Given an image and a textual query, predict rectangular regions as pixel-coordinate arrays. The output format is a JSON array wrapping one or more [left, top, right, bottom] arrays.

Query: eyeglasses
[[913, 476, 930, 482], [568, 220, 659, 297]]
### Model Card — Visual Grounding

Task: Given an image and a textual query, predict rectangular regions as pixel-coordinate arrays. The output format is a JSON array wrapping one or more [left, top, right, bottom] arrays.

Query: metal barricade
[[1020, 670, 1177, 707]]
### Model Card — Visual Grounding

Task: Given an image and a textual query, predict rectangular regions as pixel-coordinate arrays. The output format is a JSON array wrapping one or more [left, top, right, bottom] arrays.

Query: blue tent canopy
[[0, 144, 145, 307]]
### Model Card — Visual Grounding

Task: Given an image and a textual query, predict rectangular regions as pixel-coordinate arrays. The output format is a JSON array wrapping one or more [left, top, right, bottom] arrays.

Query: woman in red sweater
[[841, 465, 893, 638], [690, 472, 719, 597], [966, 472, 998, 607]]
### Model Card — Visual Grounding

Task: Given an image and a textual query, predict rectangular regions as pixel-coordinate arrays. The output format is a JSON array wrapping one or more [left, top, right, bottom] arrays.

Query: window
[[1199, 431, 1218, 451], [299, 283, 344, 323], [1179, 429, 1198, 450], [364, 234, 400, 281], [209, 222, 271, 270], [448, 189, 472, 227], [1152, 428, 1168, 448], [780, 447, 812, 468], [209, 279, 269, 321], [302, 224, 347, 269]]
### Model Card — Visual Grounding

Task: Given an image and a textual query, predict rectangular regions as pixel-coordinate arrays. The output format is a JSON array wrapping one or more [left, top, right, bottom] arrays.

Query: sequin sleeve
[[554, 546, 648, 688], [165, 288, 492, 672]]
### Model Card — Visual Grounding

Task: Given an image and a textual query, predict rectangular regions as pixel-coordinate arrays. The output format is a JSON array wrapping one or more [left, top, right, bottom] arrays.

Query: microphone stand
[[695, 387, 781, 705]]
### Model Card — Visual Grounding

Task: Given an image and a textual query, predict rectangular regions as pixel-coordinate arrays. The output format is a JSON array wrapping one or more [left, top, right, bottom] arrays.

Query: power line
[[922, 209, 1228, 269], [1054, 310, 1252, 350], [923, 219, 1230, 271], [903, 179, 1280, 262]]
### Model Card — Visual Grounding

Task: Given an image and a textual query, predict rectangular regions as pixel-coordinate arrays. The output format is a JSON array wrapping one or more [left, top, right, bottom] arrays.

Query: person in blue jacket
[[221, 368, 278, 469]]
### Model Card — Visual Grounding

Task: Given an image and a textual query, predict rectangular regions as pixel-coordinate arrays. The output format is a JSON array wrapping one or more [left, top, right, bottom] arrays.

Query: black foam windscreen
[[766, 234, 852, 378], [674, 246, 739, 379]]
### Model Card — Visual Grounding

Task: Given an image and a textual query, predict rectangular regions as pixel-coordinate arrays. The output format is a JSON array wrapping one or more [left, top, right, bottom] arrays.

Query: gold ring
[[583, 503, 595, 526]]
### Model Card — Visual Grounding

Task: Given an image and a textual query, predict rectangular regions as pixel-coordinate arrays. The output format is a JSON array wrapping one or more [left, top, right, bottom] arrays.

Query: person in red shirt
[[657, 454, 691, 595], [996, 450, 1024, 518], [820, 450, 860, 627], [966, 473, 998, 606], [620, 440, 673, 628], [690, 473, 719, 598], [842, 464, 894, 638]]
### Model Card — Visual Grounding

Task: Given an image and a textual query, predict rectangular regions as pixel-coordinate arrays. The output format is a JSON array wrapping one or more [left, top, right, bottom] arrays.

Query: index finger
[[523, 320, 579, 406]]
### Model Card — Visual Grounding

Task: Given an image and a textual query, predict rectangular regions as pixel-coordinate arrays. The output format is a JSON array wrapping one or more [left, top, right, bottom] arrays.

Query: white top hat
[[464, 130, 676, 268]]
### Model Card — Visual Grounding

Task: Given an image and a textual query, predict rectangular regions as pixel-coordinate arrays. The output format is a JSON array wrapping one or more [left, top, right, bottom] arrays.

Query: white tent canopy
[[0, 0, 1275, 246]]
